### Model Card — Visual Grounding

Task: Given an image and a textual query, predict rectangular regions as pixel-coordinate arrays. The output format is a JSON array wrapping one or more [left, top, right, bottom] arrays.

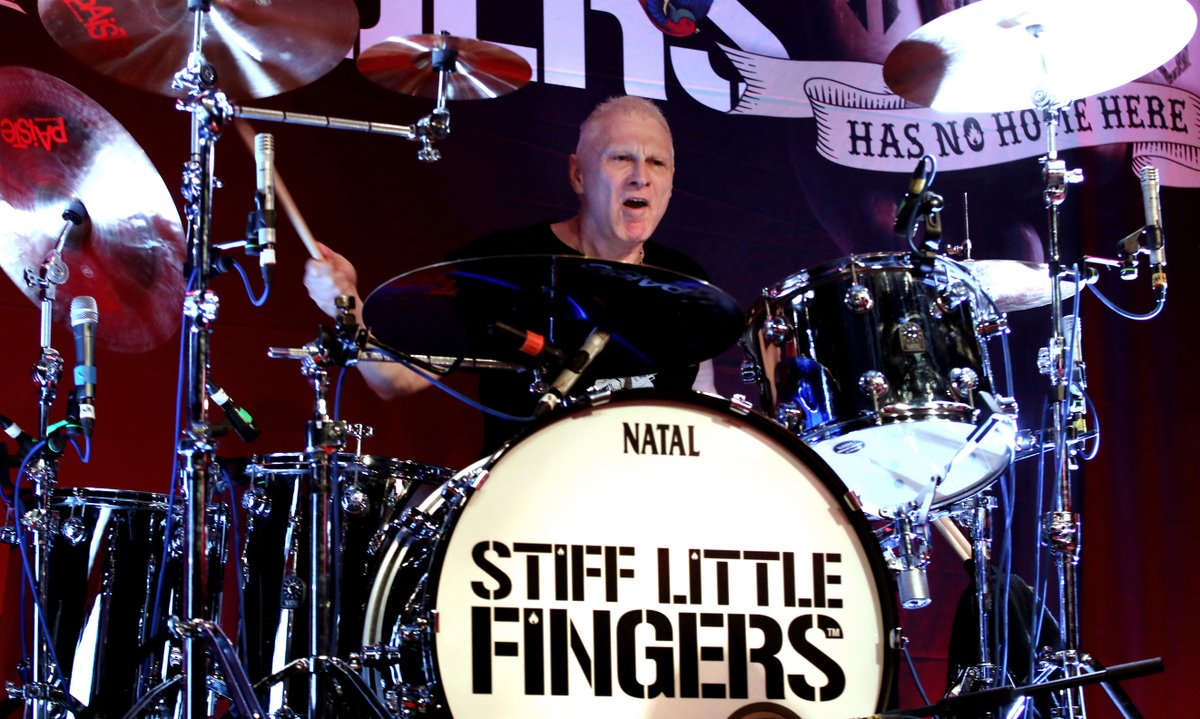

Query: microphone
[[70, 296, 98, 438], [254, 132, 277, 283], [489, 321, 566, 362], [1140, 165, 1166, 291], [207, 382, 261, 442], [1, 415, 36, 454], [893, 157, 930, 236], [535, 328, 611, 417]]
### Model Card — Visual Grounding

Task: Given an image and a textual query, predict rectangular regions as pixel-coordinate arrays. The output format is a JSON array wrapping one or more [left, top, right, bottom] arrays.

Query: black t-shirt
[[447, 222, 710, 453]]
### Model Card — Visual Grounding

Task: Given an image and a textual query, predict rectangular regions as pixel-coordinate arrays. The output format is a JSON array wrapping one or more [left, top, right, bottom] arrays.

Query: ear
[[568, 154, 584, 195]]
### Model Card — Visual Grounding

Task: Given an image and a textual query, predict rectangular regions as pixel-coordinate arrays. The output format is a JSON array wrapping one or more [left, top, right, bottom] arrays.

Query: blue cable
[[230, 259, 270, 307], [13, 440, 74, 689], [1086, 283, 1165, 320], [151, 272, 195, 638]]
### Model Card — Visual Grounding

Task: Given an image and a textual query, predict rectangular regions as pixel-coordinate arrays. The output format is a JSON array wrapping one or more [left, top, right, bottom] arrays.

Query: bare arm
[[303, 242, 431, 398], [692, 359, 717, 395]]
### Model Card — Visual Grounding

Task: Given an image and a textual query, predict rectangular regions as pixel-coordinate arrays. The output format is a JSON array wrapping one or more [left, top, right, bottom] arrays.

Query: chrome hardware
[[844, 282, 873, 313], [777, 404, 804, 432], [898, 321, 925, 353], [976, 314, 1009, 337], [949, 367, 980, 399], [859, 370, 890, 399], [346, 423, 374, 455], [241, 486, 272, 518], [739, 360, 761, 384], [932, 280, 972, 317], [341, 484, 370, 515], [762, 315, 792, 346], [59, 515, 87, 545], [729, 394, 754, 414]]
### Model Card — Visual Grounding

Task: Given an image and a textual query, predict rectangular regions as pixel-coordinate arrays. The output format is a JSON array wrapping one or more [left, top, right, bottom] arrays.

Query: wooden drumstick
[[934, 516, 973, 562], [233, 121, 323, 260]]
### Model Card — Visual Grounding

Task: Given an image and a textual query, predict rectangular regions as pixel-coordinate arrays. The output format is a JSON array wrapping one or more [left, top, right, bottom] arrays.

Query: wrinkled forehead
[[577, 111, 674, 159]]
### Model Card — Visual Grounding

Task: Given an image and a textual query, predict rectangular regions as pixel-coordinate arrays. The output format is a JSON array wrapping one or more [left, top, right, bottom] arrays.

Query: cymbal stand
[[1033, 102, 1090, 719], [1034, 103, 1148, 719], [169, 3, 264, 718], [945, 495, 1005, 697], [10, 202, 86, 719], [229, 40, 453, 163]]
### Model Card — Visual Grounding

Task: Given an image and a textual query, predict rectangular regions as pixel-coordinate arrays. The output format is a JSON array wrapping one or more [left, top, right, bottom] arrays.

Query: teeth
[[625, 198, 648, 208]]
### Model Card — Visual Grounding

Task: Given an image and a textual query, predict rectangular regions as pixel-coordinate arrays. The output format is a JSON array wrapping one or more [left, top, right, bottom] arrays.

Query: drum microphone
[[207, 382, 261, 443], [489, 321, 566, 363], [254, 132, 277, 283], [70, 296, 98, 438], [1, 415, 37, 457], [1139, 165, 1166, 291], [535, 328, 611, 417], [893, 156, 931, 236]]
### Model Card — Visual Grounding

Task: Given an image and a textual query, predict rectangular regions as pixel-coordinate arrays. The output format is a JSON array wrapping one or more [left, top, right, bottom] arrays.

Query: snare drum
[[744, 253, 1015, 516], [361, 391, 898, 719], [45, 487, 226, 717], [237, 453, 451, 709]]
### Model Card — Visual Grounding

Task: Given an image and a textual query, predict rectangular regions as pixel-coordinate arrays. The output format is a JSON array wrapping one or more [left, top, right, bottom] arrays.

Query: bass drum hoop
[[364, 389, 900, 717]]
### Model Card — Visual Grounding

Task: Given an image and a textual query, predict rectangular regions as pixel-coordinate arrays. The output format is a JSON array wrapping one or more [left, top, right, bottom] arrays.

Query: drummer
[[304, 95, 716, 451]]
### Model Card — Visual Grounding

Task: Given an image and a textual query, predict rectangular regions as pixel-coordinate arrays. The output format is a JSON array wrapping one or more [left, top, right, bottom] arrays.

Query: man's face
[[570, 112, 674, 246]]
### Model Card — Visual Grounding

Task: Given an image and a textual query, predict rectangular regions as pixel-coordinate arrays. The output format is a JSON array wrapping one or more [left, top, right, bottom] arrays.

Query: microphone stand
[[11, 205, 78, 719], [260, 298, 392, 719]]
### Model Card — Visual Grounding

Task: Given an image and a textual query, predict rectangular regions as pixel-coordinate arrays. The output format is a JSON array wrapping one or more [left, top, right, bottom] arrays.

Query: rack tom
[[743, 252, 1016, 516]]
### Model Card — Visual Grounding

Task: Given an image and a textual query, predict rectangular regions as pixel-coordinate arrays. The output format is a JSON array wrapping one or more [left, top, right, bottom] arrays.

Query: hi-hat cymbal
[[883, 0, 1197, 112], [0, 68, 185, 352], [38, 0, 359, 100], [362, 255, 743, 378], [357, 34, 532, 100], [963, 259, 1079, 313]]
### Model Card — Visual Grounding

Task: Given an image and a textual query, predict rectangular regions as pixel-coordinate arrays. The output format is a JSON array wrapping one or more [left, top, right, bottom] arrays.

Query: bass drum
[[361, 391, 898, 719]]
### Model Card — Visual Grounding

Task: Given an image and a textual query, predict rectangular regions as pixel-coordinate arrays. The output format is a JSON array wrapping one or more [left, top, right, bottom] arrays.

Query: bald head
[[577, 96, 674, 158]]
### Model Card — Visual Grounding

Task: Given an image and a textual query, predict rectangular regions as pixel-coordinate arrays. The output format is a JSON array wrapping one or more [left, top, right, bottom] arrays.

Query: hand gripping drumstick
[[234, 121, 323, 260]]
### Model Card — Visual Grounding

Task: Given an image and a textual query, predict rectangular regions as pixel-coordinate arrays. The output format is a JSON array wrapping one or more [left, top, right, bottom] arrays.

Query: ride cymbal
[[362, 255, 742, 378], [963, 259, 1079, 313], [0, 67, 185, 352], [357, 34, 532, 101], [38, 0, 359, 100], [883, 0, 1197, 112]]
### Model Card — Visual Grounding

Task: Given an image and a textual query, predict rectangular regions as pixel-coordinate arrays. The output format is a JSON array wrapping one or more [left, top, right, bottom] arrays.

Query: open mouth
[[623, 198, 649, 209]]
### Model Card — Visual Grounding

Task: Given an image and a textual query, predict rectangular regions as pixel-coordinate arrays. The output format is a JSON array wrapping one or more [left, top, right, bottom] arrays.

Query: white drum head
[[811, 416, 1017, 516], [423, 393, 896, 719]]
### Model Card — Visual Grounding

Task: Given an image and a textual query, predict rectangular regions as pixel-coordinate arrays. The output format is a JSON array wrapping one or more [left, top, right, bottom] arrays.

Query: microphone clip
[[243, 193, 276, 257]]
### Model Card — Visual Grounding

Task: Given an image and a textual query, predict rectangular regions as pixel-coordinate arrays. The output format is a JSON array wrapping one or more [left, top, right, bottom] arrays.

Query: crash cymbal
[[362, 255, 742, 378], [357, 34, 532, 100], [963, 259, 1079, 313], [883, 0, 1196, 112], [0, 67, 184, 352], [38, 0, 358, 100]]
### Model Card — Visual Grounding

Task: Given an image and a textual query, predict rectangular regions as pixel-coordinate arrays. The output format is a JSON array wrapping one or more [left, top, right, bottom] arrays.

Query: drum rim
[[243, 452, 453, 483], [391, 388, 901, 714], [759, 250, 980, 299], [50, 486, 174, 510]]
